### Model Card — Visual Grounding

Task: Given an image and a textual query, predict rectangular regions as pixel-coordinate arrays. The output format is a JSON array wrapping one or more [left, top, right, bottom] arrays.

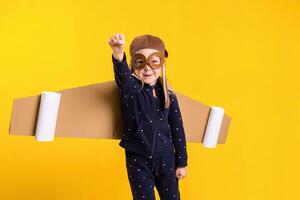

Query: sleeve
[[168, 93, 188, 168], [112, 52, 141, 97]]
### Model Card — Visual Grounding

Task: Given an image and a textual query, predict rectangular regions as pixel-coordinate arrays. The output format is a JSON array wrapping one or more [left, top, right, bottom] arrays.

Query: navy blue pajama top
[[112, 52, 188, 168]]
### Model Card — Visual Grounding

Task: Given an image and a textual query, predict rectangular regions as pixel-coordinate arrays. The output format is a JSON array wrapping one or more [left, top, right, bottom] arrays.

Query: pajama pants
[[125, 150, 180, 200]]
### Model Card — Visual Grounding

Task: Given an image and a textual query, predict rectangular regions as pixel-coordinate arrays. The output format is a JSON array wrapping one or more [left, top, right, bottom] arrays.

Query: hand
[[108, 33, 125, 61], [175, 166, 187, 180]]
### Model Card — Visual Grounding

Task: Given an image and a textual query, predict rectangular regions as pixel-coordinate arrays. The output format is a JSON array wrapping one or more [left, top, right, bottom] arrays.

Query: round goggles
[[130, 51, 165, 70]]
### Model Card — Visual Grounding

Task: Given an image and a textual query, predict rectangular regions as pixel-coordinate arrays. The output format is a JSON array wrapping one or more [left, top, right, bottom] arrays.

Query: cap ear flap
[[164, 49, 168, 58]]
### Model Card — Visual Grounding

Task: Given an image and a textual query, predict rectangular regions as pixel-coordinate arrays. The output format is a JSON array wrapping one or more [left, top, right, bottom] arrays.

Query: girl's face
[[132, 48, 162, 86]]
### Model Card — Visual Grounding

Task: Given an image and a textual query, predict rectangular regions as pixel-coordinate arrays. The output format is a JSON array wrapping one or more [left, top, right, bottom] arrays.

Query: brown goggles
[[130, 51, 165, 70]]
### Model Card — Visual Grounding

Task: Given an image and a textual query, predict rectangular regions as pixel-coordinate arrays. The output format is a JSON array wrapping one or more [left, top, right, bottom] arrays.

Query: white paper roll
[[35, 92, 61, 142], [202, 106, 224, 148]]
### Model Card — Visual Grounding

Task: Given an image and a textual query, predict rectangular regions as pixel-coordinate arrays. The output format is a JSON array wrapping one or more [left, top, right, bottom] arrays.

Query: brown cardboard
[[9, 81, 231, 144]]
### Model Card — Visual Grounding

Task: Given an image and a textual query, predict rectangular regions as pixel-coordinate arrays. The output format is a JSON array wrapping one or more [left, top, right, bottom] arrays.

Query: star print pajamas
[[125, 150, 180, 200], [112, 52, 188, 200]]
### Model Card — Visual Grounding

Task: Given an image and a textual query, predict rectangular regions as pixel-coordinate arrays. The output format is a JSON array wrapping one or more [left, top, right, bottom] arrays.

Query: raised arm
[[109, 33, 140, 96]]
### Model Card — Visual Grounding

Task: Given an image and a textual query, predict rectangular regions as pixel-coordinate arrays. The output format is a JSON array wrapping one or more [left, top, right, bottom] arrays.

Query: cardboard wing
[[9, 81, 231, 144]]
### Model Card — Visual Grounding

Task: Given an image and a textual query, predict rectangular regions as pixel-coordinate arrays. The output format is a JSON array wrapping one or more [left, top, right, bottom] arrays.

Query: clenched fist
[[109, 33, 125, 61], [176, 167, 187, 180]]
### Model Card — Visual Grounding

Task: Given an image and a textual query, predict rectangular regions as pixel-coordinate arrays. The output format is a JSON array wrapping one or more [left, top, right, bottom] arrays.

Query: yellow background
[[0, 0, 299, 199]]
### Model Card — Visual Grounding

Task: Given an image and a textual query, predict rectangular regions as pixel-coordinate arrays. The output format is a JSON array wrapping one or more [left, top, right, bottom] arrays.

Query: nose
[[144, 64, 152, 71]]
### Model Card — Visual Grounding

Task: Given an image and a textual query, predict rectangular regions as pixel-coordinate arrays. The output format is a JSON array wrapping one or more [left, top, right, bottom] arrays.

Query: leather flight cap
[[129, 34, 168, 58]]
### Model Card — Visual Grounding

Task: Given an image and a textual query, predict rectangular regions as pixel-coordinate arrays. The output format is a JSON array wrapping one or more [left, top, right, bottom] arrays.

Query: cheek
[[154, 69, 162, 77], [134, 70, 142, 77]]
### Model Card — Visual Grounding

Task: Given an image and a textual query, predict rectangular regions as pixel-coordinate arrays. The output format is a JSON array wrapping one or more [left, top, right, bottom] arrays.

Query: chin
[[143, 78, 155, 84], [144, 80, 152, 84]]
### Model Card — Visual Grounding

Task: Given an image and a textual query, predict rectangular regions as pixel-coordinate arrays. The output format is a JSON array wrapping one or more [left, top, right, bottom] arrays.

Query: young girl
[[109, 33, 188, 200]]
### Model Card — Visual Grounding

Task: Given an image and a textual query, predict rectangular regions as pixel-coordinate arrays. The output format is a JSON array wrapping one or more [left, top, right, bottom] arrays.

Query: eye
[[153, 59, 160, 64], [151, 55, 161, 64], [135, 59, 143, 64]]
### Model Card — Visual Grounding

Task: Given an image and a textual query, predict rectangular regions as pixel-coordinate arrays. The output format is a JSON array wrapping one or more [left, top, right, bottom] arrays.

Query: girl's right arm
[[109, 33, 140, 96]]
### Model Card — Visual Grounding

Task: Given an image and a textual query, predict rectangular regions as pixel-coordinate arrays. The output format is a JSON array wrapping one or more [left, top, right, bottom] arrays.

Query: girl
[[109, 33, 188, 200]]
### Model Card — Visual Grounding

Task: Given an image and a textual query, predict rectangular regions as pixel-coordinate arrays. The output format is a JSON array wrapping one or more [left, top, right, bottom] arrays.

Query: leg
[[155, 151, 180, 200], [125, 151, 156, 200]]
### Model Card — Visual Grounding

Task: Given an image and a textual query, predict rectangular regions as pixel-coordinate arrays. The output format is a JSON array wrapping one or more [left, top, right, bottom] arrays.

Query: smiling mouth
[[143, 74, 153, 77]]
